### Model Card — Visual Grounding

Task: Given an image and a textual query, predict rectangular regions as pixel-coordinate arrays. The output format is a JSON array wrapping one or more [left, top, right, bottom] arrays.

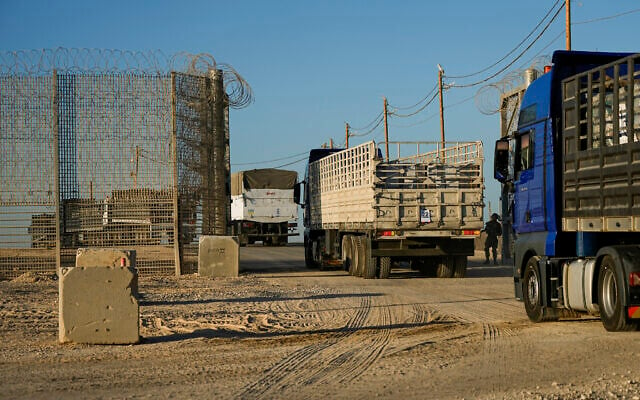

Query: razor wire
[[0, 48, 253, 108]]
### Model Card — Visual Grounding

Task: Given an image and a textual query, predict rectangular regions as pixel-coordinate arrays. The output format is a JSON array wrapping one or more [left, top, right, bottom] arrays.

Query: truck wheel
[[304, 239, 319, 269], [363, 240, 376, 279], [352, 236, 365, 277], [342, 235, 353, 272], [523, 256, 558, 322], [239, 234, 249, 247], [348, 236, 358, 275], [436, 256, 455, 278], [598, 256, 638, 332], [453, 256, 467, 278], [378, 257, 391, 279]]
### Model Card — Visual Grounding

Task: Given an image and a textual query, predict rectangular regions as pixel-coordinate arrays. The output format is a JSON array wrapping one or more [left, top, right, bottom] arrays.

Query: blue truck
[[494, 51, 640, 331]]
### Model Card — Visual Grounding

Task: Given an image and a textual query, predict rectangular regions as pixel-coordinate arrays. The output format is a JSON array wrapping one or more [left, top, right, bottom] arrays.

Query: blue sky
[[1, 0, 639, 216]]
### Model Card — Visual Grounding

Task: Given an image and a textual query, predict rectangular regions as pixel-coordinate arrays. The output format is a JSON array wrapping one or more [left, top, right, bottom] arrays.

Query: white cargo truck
[[231, 168, 298, 246], [298, 141, 484, 278]]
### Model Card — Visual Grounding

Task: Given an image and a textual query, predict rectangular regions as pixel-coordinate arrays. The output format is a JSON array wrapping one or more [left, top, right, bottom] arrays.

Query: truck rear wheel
[[347, 236, 358, 276], [378, 257, 391, 279], [304, 238, 319, 269], [342, 235, 353, 272], [523, 256, 558, 323], [453, 256, 467, 278], [436, 256, 455, 278], [362, 239, 376, 279], [351, 236, 365, 277], [598, 256, 638, 332], [238, 233, 249, 247]]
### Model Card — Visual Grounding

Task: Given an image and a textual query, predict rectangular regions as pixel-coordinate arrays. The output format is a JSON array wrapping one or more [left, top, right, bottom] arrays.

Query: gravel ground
[[1, 246, 639, 399]]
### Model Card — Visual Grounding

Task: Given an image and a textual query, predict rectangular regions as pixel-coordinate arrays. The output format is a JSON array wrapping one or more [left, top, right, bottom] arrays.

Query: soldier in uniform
[[482, 213, 502, 265]]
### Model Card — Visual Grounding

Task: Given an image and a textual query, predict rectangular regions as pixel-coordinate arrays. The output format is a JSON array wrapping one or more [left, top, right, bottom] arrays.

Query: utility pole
[[345, 122, 350, 148], [565, 0, 571, 50], [438, 64, 445, 148], [383, 97, 389, 161]]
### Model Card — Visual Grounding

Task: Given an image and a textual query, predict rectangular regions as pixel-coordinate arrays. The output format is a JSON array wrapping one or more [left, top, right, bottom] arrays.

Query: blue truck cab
[[494, 51, 640, 331]]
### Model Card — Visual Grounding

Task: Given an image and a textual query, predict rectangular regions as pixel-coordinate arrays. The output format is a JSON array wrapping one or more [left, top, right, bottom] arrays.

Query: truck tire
[[523, 256, 558, 323], [436, 256, 455, 278], [342, 235, 353, 272], [598, 255, 638, 332], [348, 236, 358, 276], [378, 256, 391, 279], [239, 233, 249, 247], [453, 256, 467, 278], [304, 239, 319, 269], [362, 239, 376, 279], [352, 236, 365, 277]]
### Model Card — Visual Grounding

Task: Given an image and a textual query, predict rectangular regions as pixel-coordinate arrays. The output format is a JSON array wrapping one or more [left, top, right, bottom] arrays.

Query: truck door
[[514, 122, 546, 233]]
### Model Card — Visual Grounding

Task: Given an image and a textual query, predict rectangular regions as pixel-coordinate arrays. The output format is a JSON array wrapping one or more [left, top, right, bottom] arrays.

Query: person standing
[[483, 213, 502, 265]]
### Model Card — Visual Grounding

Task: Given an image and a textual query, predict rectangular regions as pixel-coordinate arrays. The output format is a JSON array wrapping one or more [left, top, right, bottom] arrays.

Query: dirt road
[[1, 245, 639, 399]]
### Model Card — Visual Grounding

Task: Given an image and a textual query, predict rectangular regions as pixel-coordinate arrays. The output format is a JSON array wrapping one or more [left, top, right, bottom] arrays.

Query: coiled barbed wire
[[0, 47, 253, 108], [474, 56, 550, 115]]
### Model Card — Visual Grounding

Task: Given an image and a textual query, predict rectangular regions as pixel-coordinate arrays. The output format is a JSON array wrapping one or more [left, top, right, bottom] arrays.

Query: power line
[[446, 0, 562, 80], [390, 94, 476, 128], [387, 84, 438, 111], [350, 115, 384, 137], [389, 91, 439, 118], [573, 8, 640, 25], [448, 1, 565, 89], [517, 30, 563, 70], [272, 156, 308, 169], [232, 151, 308, 166], [348, 110, 384, 132]]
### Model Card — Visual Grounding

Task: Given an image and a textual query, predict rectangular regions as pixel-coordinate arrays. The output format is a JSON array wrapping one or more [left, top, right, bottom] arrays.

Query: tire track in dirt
[[480, 321, 527, 395], [236, 295, 371, 399], [303, 298, 392, 386], [396, 283, 530, 395], [236, 292, 395, 399], [381, 302, 471, 358]]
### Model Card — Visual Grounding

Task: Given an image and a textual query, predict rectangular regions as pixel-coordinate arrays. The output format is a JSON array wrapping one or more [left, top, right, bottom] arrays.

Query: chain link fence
[[0, 48, 251, 278]]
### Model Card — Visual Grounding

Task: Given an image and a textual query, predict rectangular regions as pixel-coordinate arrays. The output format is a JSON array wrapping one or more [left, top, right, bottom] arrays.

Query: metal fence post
[[53, 69, 61, 271], [171, 72, 181, 276]]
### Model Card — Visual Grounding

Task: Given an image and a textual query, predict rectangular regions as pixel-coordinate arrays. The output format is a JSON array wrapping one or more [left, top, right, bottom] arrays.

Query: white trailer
[[300, 140, 484, 278], [231, 168, 298, 246]]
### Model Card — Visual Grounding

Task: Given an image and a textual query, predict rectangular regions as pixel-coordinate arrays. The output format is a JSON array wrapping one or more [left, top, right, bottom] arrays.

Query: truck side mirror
[[294, 181, 304, 206], [494, 139, 510, 183]]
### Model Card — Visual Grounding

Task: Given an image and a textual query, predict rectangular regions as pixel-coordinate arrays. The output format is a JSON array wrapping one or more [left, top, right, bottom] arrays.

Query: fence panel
[[0, 49, 246, 279], [0, 75, 57, 278]]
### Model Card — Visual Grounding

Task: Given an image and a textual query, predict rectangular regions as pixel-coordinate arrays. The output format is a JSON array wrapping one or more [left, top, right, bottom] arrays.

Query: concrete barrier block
[[75, 248, 138, 294], [59, 266, 139, 344], [198, 236, 239, 277], [75, 248, 136, 268]]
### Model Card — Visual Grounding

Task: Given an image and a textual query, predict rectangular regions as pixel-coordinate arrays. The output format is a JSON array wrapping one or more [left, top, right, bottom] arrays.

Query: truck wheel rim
[[601, 268, 617, 317], [527, 271, 539, 305]]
